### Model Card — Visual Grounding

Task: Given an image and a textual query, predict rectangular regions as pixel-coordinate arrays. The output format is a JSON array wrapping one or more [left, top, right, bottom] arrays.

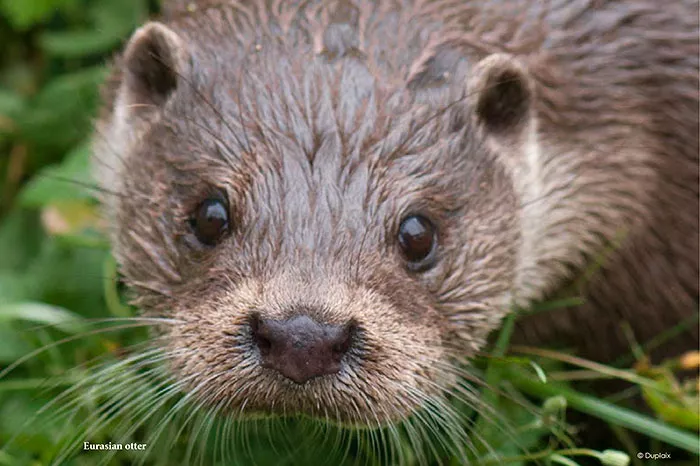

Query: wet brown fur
[[93, 0, 699, 425]]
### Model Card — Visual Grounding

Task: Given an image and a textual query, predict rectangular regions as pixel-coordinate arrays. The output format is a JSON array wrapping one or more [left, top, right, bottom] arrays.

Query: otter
[[93, 0, 698, 437]]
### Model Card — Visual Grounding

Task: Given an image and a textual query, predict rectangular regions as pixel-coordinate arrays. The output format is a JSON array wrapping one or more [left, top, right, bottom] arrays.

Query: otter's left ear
[[118, 22, 190, 116], [468, 53, 534, 138]]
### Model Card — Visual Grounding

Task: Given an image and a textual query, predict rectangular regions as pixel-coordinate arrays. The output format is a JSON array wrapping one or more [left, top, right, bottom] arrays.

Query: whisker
[[32, 173, 125, 199], [3, 347, 163, 454], [20, 316, 182, 334], [43, 350, 186, 464], [0, 321, 179, 381]]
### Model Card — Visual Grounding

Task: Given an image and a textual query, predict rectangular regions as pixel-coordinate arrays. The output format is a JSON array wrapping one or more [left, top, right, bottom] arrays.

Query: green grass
[[0, 1, 698, 465]]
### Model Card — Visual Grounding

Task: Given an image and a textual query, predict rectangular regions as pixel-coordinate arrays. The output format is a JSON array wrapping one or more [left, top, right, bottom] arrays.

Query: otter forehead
[[101, 0, 522, 265], [167, 0, 464, 85], [138, 71, 487, 276], [135, 43, 486, 262], [100, 0, 525, 302]]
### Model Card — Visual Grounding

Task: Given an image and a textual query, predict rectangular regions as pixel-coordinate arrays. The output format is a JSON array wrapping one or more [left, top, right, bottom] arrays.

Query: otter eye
[[190, 197, 230, 246], [398, 215, 437, 269]]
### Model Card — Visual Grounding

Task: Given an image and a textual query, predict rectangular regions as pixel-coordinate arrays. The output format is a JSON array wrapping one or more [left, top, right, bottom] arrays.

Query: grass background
[[0, 1, 698, 465]]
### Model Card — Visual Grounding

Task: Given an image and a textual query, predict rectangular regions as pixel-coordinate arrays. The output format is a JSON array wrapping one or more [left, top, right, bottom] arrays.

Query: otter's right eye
[[190, 198, 230, 246], [398, 215, 437, 270]]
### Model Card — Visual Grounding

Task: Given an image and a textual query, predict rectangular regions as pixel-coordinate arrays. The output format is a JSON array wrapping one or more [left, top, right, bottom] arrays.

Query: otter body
[[94, 0, 699, 426]]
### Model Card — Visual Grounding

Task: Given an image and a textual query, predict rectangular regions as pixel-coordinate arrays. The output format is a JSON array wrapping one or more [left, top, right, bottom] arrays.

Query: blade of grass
[[0, 376, 81, 392], [0, 302, 89, 334], [510, 345, 669, 392], [507, 367, 700, 454], [613, 313, 700, 367], [481, 311, 518, 409]]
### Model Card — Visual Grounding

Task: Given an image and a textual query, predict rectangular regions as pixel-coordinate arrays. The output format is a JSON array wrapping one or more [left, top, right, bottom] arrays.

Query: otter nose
[[251, 314, 353, 384]]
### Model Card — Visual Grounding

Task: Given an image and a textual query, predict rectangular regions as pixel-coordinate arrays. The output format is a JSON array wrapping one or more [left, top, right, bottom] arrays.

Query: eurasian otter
[[93, 0, 698, 443]]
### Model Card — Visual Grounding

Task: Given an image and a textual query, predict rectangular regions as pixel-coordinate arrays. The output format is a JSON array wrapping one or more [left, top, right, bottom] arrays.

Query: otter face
[[94, 20, 528, 426]]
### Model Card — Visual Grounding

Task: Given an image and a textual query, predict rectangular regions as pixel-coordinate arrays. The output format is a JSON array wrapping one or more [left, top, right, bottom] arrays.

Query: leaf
[[509, 367, 700, 454], [39, 0, 147, 58], [39, 30, 125, 58], [40, 202, 100, 236], [641, 374, 700, 431], [0, 393, 68, 460], [0, 0, 74, 30], [0, 88, 25, 134], [0, 327, 33, 363], [15, 67, 105, 150], [90, 0, 147, 33], [0, 273, 31, 304], [19, 143, 94, 207], [0, 209, 44, 273], [0, 301, 88, 334], [549, 454, 582, 466], [529, 361, 548, 383], [23, 236, 109, 319]]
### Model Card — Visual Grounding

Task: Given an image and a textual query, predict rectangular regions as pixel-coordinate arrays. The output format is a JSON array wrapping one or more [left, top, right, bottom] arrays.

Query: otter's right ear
[[467, 53, 534, 141], [118, 22, 189, 114]]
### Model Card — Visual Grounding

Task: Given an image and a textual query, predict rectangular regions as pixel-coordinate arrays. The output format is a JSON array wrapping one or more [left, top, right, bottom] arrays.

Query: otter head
[[94, 20, 536, 426]]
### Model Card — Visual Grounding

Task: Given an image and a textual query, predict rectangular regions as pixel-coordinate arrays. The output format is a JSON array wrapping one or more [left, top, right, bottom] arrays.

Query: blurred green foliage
[[0, 0, 155, 323], [0, 1, 155, 464], [0, 0, 155, 211], [0, 1, 697, 465]]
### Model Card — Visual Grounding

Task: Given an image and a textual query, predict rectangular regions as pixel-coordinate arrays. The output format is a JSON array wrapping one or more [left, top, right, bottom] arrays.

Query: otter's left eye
[[398, 215, 437, 270], [190, 197, 230, 246]]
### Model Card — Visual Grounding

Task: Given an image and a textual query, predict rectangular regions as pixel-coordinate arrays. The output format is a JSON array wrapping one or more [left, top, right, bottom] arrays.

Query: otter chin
[[93, 0, 698, 433]]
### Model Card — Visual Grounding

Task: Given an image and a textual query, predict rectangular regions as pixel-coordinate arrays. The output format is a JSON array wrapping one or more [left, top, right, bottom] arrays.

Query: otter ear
[[118, 22, 189, 113], [468, 53, 534, 137]]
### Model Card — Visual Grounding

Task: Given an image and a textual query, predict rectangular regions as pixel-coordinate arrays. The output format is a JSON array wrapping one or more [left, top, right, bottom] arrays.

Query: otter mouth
[[212, 315, 422, 426], [168, 314, 447, 427], [163, 278, 452, 428], [218, 377, 439, 429]]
